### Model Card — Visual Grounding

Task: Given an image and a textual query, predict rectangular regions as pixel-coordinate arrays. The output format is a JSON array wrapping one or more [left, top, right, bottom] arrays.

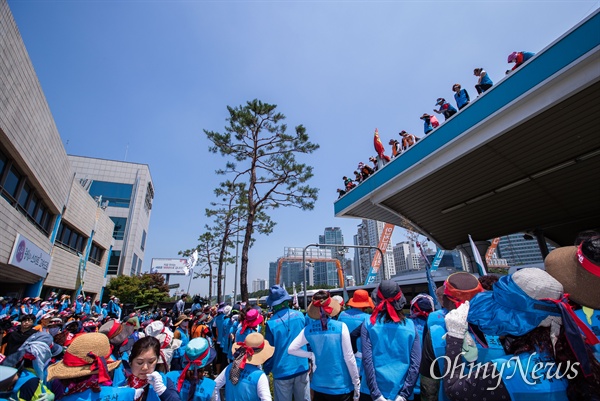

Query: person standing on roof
[[420, 114, 439, 135]]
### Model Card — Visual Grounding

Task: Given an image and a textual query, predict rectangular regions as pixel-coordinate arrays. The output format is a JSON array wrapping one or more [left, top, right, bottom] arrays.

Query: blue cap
[[184, 337, 216, 368], [267, 285, 292, 307]]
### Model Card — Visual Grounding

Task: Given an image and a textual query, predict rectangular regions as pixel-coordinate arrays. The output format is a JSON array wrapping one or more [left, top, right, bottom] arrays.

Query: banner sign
[[364, 223, 395, 285], [8, 233, 52, 278], [431, 249, 445, 271], [150, 258, 190, 275]]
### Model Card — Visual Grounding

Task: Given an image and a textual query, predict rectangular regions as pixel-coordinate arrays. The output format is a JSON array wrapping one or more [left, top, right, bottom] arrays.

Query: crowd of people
[[1, 233, 598, 401], [337, 51, 536, 198]]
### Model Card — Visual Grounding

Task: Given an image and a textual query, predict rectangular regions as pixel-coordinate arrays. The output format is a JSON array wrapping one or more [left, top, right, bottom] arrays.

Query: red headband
[[370, 288, 403, 324], [234, 341, 265, 370], [577, 243, 600, 277], [107, 321, 122, 339], [443, 280, 483, 307], [312, 298, 333, 315]]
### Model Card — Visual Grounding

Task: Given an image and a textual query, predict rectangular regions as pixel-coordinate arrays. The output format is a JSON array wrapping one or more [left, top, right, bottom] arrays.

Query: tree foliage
[[205, 100, 320, 302], [106, 273, 169, 307]]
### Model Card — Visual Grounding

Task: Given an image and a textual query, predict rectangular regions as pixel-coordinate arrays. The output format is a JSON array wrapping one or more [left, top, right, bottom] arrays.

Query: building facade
[[0, 1, 114, 300], [252, 278, 268, 293], [69, 156, 154, 278], [496, 233, 555, 267], [354, 220, 396, 285], [393, 241, 421, 272]]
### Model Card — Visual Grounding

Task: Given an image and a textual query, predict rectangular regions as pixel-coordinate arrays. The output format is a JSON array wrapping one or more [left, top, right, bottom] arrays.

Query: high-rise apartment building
[[496, 233, 555, 266], [252, 278, 268, 293], [354, 220, 396, 284], [393, 241, 420, 272], [318, 227, 345, 287], [69, 156, 154, 278]]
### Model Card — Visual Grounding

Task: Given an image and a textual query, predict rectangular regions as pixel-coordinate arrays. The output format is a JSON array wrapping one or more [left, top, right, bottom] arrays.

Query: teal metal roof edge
[[334, 10, 600, 216]]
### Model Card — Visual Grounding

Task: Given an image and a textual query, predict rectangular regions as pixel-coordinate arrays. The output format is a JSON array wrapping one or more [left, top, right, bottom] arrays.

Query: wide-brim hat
[[231, 333, 275, 366], [244, 309, 264, 328], [267, 285, 292, 307], [99, 319, 135, 346], [0, 366, 18, 387], [545, 244, 600, 309], [347, 289, 375, 309], [507, 51, 518, 63], [420, 113, 431, 119], [174, 314, 191, 327], [306, 294, 341, 320], [47, 333, 121, 381], [435, 98, 445, 105]]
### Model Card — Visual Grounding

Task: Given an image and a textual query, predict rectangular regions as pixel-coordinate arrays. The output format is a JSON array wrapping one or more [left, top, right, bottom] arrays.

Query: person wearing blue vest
[[59, 295, 71, 313], [171, 314, 191, 371], [507, 51, 535, 73], [360, 281, 420, 401], [74, 295, 84, 315], [120, 336, 180, 401], [338, 289, 374, 375], [0, 366, 20, 400], [419, 113, 439, 135], [83, 297, 91, 315], [545, 236, 600, 396], [433, 98, 457, 121], [99, 319, 136, 361], [47, 332, 135, 401], [473, 68, 493, 94], [419, 272, 484, 401], [100, 303, 108, 320], [214, 332, 275, 401], [236, 307, 263, 343], [167, 337, 217, 401], [212, 304, 227, 374], [408, 293, 435, 399], [289, 290, 360, 401], [452, 84, 470, 110], [443, 268, 600, 401], [107, 296, 117, 318], [91, 300, 102, 317], [263, 285, 310, 401], [227, 309, 241, 363]]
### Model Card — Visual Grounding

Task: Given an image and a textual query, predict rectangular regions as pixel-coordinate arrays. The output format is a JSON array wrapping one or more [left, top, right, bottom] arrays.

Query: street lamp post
[[302, 243, 385, 309]]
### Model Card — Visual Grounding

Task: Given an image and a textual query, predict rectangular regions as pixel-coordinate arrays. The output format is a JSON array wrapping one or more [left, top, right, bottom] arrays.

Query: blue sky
[[8, 0, 598, 297]]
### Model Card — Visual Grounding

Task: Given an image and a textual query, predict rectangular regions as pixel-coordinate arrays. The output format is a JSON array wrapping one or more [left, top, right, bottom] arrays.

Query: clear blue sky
[[8, 0, 598, 297]]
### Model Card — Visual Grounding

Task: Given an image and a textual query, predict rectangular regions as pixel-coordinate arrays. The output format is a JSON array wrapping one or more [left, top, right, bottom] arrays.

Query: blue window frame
[[89, 181, 133, 208]]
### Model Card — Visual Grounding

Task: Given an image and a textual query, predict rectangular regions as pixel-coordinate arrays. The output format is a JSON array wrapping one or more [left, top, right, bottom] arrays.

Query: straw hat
[[347, 289, 375, 309], [47, 333, 121, 381], [306, 292, 341, 320], [545, 239, 600, 309], [231, 333, 275, 366], [173, 314, 191, 327]]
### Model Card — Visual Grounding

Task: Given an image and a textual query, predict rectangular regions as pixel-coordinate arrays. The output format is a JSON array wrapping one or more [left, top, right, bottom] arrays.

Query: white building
[[393, 241, 421, 272], [252, 278, 268, 293], [69, 156, 154, 278], [354, 220, 396, 284]]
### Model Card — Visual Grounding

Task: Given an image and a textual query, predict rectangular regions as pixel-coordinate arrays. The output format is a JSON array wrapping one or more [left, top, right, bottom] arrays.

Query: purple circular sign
[[16, 240, 26, 263]]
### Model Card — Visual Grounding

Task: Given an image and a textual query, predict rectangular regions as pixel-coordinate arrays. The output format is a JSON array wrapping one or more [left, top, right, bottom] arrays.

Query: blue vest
[[166, 371, 216, 401], [236, 327, 258, 344], [266, 308, 310, 380], [83, 302, 91, 314], [224, 364, 264, 401], [75, 300, 83, 314], [214, 314, 225, 344], [480, 72, 493, 86], [454, 89, 469, 109], [431, 325, 505, 401], [92, 305, 102, 315], [220, 317, 231, 345], [522, 51, 535, 62], [12, 370, 40, 399], [227, 320, 240, 361], [338, 309, 369, 372], [408, 316, 428, 395], [493, 351, 568, 401], [360, 318, 415, 399], [111, 364, 127, 387], [174, 327, 190, 359], [304, 319, 354, 395], [423, 119, 433, 134], [60, 385, 135, 401]]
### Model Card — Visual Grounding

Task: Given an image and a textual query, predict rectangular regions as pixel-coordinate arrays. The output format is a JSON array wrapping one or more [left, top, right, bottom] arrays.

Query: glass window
[[89, 181, 133, 208], [141, 230, 146, 251], [137, 258, 142, 275], [18, 182, 31, 209], [61, 226, 72, 245], [27, 194, 39, 217], [35, 205, 45, 225], [76, 236, 85, 253], [131, 254, 138, 276], [4, 166, 21, 198], [108, 251, 121, 275], [110, 217, 127, 240], [69, 230, 79, 249], [0, 150, 6, 178], [88, 243, 103, 265]]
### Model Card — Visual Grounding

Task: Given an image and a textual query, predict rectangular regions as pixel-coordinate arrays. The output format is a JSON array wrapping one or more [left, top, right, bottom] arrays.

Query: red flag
[[373, 129, 391, 162]]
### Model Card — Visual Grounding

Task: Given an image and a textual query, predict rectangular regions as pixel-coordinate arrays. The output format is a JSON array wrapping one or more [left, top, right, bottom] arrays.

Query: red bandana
[[312, 298, 333, 314], [176, 347, 210, 391], [62, 350, 113, 384], [127, 374, 148, 389], [370, 288, 403, 324]]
